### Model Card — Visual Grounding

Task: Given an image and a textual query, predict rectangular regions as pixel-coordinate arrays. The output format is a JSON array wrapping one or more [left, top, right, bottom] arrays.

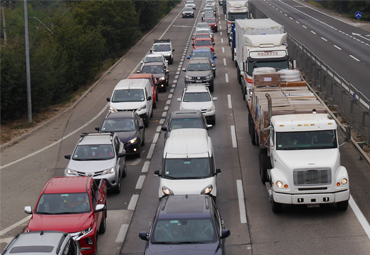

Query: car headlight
[[185, 75, 192, 80], [65, 168, 78, 176], [137, 105, 147, 111], [102, 167, 115, 175], [159, 76, 165, 81], [206, 74, 213, 79], [109, 107, 117, 112], [162, 186, 174, 195], [206, 106, 214, 112], [75, 226, 93, 241], [201, 184, 213, 194], [129, 137, 137, 144]]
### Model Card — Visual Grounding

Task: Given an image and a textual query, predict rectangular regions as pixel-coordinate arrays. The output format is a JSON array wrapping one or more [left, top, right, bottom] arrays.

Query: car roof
[[145, 53, 164, 58], [114, 79, 149, 90], [194, 37, 212, 41], [170, 110, 203, 119], [105, 111, 135, 120], [193, 48, 213, 53], [2, 231, 71, 255], [158, 195, 213, 220], [43, 177, 90, 194], [78, 132, 114, 145], [189, 57, 210, 63], [142, 62, 165, 67], [129, 73, 154, 79], [184, 84, 209, 93]]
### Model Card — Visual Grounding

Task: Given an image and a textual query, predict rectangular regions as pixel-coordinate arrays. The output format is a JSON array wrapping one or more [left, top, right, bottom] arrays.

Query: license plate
[[196, 80, 203, 83]]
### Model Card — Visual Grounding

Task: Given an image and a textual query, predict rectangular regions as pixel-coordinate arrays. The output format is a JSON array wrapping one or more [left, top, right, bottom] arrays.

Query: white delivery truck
[[226, 0, 249, 44], [247, 68, 350, 213], [234, 19, 288, 100]]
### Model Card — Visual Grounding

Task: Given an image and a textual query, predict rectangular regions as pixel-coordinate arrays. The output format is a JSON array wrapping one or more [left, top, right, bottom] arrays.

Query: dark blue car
[[139, 195, 230, 255], [187, 48, 217, 76]]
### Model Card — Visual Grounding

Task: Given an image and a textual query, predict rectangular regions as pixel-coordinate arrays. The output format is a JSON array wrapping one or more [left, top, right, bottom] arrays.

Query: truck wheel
[[337, 200, 349, 211], [236, 66, 241, 85], [259, 152, 270, 184], [250, 121, 256, 145], [248, 111, 253, 135], [272, 200, 283, 213], [231, 49, 234, 61], [99, 210, 107, 234]]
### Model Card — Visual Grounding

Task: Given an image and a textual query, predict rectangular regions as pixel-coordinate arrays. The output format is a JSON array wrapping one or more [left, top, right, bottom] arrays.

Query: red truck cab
[[24, 177, 107, 255]]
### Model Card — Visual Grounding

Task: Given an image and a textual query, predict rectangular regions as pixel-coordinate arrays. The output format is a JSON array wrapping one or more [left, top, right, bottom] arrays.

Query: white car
[[177, 84, 216, 125], [140, 53, 168, 70], [150, 39, 175, 64], [185, 0, 196, 9]]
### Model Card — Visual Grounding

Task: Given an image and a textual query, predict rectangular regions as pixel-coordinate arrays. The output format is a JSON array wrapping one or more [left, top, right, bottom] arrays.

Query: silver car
[[64, 132, 126, 194]]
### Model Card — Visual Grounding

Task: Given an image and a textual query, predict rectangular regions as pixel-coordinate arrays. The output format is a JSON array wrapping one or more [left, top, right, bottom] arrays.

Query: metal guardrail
[[287, 34, 370, 146]]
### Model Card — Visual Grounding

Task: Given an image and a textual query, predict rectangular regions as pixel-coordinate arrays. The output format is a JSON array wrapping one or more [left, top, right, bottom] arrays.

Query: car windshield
[[145, 56, 163, 63], [195, 34, 210, 40], [195, 40, 212, 46], [196, 27, 212, 34], [205, 19, 216, 23], [196, 23, 209, 28], [151, 218, 216, 243], [170, 118, 204, 130], [187, 63, 211, 71], [72, 144, 114, 160], [186, 1, 195, 4], [192, 51, 212, 58], [142, 65, 164, 74], [204, 12, 214, 18], [112, 89, 145, 102], [36, 193, 91, 215], [153, 44, 171, 52], [101, 118, 135, 132], [183, 92, 211, 102], [163, 158, 212, 179], [276, 130, 338, 150], [183, 7, 193, 11]]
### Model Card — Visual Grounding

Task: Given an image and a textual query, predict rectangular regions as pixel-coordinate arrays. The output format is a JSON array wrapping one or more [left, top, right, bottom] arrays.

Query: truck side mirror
[[161, 126, 168, 131], [154, 170, 161, 176], [106, 98, 110, 102], [95, 127, 100, 132], [64, 155, 71, 160], [215, 169, 221, 175]]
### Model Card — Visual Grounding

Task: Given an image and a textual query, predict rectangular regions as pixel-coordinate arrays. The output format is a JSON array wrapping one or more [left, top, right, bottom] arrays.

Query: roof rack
[[154, 39, 171, 43], [79, 132, 115, 141]]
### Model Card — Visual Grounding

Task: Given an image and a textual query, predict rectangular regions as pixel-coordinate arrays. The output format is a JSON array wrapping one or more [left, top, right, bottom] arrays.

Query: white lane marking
[[289, 17, 293, 20], [159, 7, 182, 39], [231, 125, 237, 148], [296, 21, 300, 24], [349, 195, 370, 240], [116, 224, 129, 243], [302, 25, 307, 29], [176, 71, 180, 75], [127, 194, 139, 210], [173, 79, 177, 83], [0, 215, 31, 236], [156, 125, 161, 133], [223, 58, 227, 66], [350, 55, 360, 61], [220, 31, 222, 35], [227, 94, 232, 109], [141, 161, 150, 173], [284, 14, 287, 16], [219, 25, 222, 29], [170, 89, 174, 93], [166, 99, 171, 105], [129, 158, 141, 166], [236, 180, 247, 223], [334, 45, 342, 50], [147, 144, 156, 159], [159, 119, 165, 125], [0, 104, 109, 170], [174, 75, 179, 79], [164, 106, 169, 111], [172, 84, 176, 87], [221, 38, 223, 43], [152, 133, 160, 144], [168, 94, 173, 99], [321, 37, 327, 41], [311, 31, 316, 34], [162, 111, 167, 117], [280, 11, 283, 13], [222, 47, 225, 53], [225, 73, 229, 83], [135, 175, 146, 189]]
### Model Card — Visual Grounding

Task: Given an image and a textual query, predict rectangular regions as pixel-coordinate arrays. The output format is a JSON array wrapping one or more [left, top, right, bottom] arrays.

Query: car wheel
[[209, 84, 214, 92], [153, 101, 157, 109], [99, 209, 107, 234], [95, 235, 99, 255], [114, 178, 121, 194], [169, 57, 173, 64], [144, 117, 149, 128], [337, 200, 349, 211], [213, 70, 216, 77], [122, 165, 127, 178], [141, 132, 145, 146], [136, 145, 141, 158], [156, 88, 159, 100]]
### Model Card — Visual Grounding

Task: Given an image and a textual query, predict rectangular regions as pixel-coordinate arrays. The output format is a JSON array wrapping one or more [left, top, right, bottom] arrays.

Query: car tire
[[156, 88, 159, 100], [99, 209, 107, 234], [213, 70, 216, 77], [122, 165, 127, 178], [141, 132, 145, 146], [169, 57, 173, 64], [95, 235, 99, 255], [114, 178, 121, 194], [144, 117, 149, 128], [153, 101, 157, 109], [136, 146, 141, 158], [337, 200, 349, 211], [209, 83, 214, 92]]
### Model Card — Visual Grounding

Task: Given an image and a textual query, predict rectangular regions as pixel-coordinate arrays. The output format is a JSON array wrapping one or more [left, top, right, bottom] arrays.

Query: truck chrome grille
[[293, 168, 331, 186]]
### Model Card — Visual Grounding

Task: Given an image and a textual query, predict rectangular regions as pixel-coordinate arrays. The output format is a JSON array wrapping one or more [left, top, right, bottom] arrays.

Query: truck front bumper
[[271, 189, 350, 205]]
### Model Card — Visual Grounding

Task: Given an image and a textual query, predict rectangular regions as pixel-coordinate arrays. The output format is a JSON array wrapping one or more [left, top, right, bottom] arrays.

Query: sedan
[[193, 37, 215, 52], [182, 7, 195, 17]]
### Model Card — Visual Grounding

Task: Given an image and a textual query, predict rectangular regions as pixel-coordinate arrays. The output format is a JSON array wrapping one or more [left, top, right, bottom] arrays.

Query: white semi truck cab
[[267, 112, 350, 213]]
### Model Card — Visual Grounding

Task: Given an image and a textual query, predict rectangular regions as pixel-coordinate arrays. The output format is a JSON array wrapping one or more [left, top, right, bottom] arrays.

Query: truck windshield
[[227, 13, 248, 21], [163, 158, 212, 179], [247, 58, 289, 76], [276, 130, 338, 150]]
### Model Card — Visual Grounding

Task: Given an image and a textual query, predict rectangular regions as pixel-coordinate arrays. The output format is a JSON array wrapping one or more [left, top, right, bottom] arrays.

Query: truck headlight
[[338, 178, 348, 186], [65, 168, 78, 176], [102, 167, 115, 175], [276, 181, 284, 188], [201, 184, 213, 194], [129, 137, 137, 144], [162, 186, 174, 195], [138, 105, 146, 111]]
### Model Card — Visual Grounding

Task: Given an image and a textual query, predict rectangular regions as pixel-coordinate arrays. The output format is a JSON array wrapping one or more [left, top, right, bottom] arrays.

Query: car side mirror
[[136, 70, 140, 73], [95, 204, 105, 213], [154, 170, 161, 176], [214, 55, 217, 58], [161, 126, 168, 131], [213, 43, 215, 45], [221, 229, 230, 239], [139, 231, 149, 241], [172, 49, 175, 52], [147, 96, 152, 101], [213, 97, 217, 101], [106, 98, 110, 102], [215, 168, 221, 175], [140, 61, 143, 64], [187, 56, 190, 59], [177, 98, 181, 102], [95, 127, 100, 132], [118, 152, 126, 158], [64, 154, 71, 160], [149, 49, 152, 53], [139, 125, 144, 130], [182, 68, 186, 72], [24, 206, 32, 214], [207, 124, 213, 129]]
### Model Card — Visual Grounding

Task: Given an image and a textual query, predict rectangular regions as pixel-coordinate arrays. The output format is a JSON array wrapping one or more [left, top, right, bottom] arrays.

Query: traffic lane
[[250, 0, 370, 99]]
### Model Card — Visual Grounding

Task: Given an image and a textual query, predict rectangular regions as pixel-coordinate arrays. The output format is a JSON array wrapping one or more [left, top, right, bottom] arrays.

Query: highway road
[[1, 1, 370, 254]]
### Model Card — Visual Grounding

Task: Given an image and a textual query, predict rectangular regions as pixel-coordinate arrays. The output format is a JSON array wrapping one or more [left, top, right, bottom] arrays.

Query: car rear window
[[10, 246, 54, 253]]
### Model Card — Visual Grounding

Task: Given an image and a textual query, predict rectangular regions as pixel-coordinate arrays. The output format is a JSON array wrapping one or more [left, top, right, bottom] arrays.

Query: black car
[[161, 110, 212, 143], [96, 111, 145, 157], [139, 195, 230, 255], [141, 62, 170, 92]]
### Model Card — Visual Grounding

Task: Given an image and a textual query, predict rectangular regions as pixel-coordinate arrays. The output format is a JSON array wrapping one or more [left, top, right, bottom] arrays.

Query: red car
[[129, 73, 159, 109], [24, 177, 107, 255], [204, 18, 218, 32], [192, 32, 213, 44], [192, 37, 215, 52]]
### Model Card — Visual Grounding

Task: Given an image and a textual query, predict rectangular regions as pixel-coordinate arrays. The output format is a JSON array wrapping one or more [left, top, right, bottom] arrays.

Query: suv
[[182, 7, 194, 18], [64, 132, 126, 194], [139, 195, 230, 254], [161, 110, 211, 143], [96, 111, 145, 157], [182, 57, 215, 92], [187, 48, 217, 76], [150, 39, 175, 64], [1, 231, 81, 255], [140, 53, 168, 70], [24, 177, 107, 255], [177, 85, 217, 125], [140, 62, 169, 92]]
